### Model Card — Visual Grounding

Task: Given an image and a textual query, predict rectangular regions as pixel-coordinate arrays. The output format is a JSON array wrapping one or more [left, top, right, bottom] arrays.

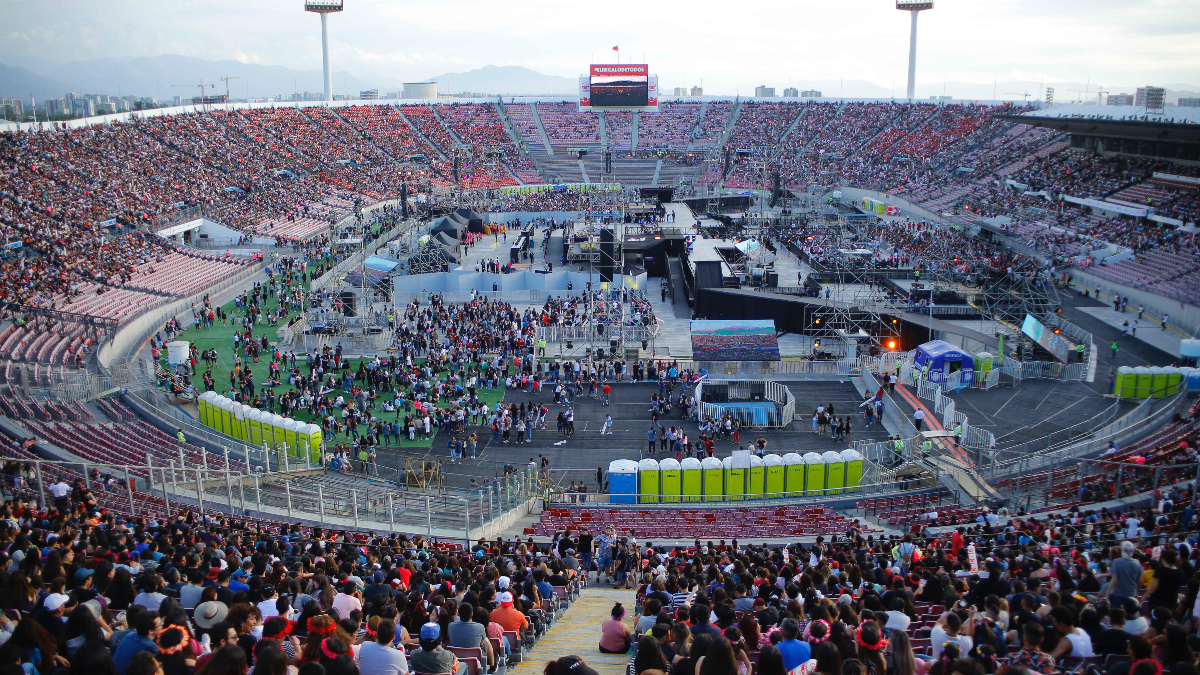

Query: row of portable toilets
[[197, 391, 323, 462], [1112, 367, 1200, 399], [607, 450, 864, 504]]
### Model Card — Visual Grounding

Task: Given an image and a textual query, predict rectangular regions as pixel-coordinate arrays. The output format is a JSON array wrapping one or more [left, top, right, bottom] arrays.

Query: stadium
[[0, 2, 1198, 675]]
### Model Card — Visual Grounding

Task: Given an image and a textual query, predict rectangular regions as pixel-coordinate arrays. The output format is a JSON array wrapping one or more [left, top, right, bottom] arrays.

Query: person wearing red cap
[[489, 592, 528, 643]]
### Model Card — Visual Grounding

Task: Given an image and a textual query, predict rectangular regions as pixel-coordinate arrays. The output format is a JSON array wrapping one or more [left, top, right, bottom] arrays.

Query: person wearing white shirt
[[929, 611, 973, 661]]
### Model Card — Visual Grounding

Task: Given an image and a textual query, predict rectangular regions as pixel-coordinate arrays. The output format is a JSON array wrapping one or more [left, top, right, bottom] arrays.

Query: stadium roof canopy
[[1000, 103, 1200, 144]]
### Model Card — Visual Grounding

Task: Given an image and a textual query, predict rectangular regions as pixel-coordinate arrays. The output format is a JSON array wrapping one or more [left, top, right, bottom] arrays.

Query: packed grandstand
[[0, 92, 1197, 675]]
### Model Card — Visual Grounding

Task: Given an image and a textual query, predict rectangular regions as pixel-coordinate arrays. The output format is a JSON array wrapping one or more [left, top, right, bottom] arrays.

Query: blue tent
[[914, 340, 975, 385]]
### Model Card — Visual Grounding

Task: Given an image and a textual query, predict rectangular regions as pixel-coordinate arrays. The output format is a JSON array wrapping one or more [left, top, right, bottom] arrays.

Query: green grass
[[174, 283, 504, 451]]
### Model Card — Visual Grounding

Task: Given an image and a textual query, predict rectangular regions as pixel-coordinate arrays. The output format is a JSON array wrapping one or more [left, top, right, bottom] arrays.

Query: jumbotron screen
[[589, 64, 648, 107]]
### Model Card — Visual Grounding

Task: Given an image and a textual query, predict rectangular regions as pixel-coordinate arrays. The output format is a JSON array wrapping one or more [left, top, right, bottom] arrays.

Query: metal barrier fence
[[545, 475, 927, 506], [1001, 360, 1087, 382], [0, 456, 538, 542], [392, 290, 547, 305], [696, 378, 796, 428], [996, 456, 1199, 508], [687, 359, 858, 377], [536, 323, 660, 344]]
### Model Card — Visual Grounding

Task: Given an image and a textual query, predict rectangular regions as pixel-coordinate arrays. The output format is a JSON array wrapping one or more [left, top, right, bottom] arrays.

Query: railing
[[536, 322, 661, 344], [996, 456, 1199, 509], [1002, 360, 1087, 382], [0, 456, 537, 543], [546, 475, 934, 506], [392, 290, 547, 305], [695, 378, 796, 428]]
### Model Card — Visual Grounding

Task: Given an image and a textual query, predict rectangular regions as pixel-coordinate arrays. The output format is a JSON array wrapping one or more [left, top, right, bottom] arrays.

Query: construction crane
[[1095, 88, 1109, 106], [221, 75, 240, 101], [1004, 91, 1033, 101], [173, 81, 216, 108]]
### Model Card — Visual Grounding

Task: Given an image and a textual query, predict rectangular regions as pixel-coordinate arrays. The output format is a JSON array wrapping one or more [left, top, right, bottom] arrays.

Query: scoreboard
[[579, 64, 659, 110]]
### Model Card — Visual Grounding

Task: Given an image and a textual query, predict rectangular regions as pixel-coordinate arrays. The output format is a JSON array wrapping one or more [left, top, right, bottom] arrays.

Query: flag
[[612, 46, 618, 51]]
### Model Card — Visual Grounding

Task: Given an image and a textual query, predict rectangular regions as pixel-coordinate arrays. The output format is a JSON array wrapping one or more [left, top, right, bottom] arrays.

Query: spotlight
[[887, 340, 897, 350]]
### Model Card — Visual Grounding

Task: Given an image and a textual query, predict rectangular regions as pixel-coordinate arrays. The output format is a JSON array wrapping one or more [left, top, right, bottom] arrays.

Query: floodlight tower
[[305, 0, 344, 102], [896, 0, 933, 101]]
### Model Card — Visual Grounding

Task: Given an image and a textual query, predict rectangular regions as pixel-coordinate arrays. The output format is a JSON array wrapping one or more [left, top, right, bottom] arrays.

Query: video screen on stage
[[690, 320, 781, 361], [589, 64, 648, 107]]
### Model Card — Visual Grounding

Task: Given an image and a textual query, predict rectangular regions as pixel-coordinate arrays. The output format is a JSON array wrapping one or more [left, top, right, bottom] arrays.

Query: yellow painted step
[[508, 585, 636, 675]]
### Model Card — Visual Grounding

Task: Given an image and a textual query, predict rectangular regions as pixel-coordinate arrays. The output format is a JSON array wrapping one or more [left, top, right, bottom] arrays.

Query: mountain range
[[1, 54, 1196, 103]]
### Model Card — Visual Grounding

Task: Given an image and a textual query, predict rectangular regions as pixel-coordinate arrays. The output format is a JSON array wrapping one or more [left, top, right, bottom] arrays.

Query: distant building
[[690, 86, 703, 96], [191, 94, 228, 105], [359, 89, 379, 100], [46, 98, 69, 116], [783, 87, 798, 97], [72, 98, 96, 117], [801, 90, 822, 98], [333, 94, 349, 101], [0, 98, 23, 118], [385, 91, 401, 99], [754, 86, 776, 97], [402, 82, 438, 100], [173, 95, 182, 106], [1180, 98, 1200, 107], [1108, 93, 1134, 106], [673, 87, 689, 96], [1135, 86, 1164, 106]]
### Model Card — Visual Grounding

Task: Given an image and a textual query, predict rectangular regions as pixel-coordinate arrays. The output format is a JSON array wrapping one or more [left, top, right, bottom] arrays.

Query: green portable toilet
[[198, 391, 214, 427], [268, 414, 288, 451], [783, 452, 805, 496], [822, 451, 846, 494], [238, 405, 254, 441], [1150, 367, 1169, 398], [303, 424, 323, 462], [841, 449, 864, 491], [764, 454, 786, 498], [638, 458, 660, 503], [722, 456, 746, 501], [1166, 367, 1184, 396], [659, 458, 682, 503], [701, 457, 724, 501], [1116, 366, 1135, 397], [284, 419, 303, 456], [217, 398, 234, 437], [975, 352, 993, 375], [246, 409, 264, 446], [1135, 366, 1153, 398], [802, 452, 826, 495], [748, 455, 766, 499], [681, 457, 703, 502]]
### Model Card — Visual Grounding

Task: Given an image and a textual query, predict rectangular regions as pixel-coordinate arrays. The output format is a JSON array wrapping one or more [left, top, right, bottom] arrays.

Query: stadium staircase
[[495, 100, 548, 184], [651, 159, 662, 187], [397, 106, 450, 162], [777, 103, 813, 144], [508, 585, 635, 675], [685, 101, 708, 154], [428, 106, 468, 153], [529, 103, 555, 155], [630, 111, 639, 151], [578, 160, 590, 184], [598, 111, 609, 149]]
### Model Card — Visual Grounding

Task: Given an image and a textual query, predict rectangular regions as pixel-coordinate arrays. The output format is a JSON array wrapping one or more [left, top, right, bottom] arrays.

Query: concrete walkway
[[509, 584, 636, 675]]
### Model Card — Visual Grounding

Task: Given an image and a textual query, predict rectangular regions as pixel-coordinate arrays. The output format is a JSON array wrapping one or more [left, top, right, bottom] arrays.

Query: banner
[[578, 77, 590, 107], [590, 64, 647, 76], [647, 76, 659, 107]]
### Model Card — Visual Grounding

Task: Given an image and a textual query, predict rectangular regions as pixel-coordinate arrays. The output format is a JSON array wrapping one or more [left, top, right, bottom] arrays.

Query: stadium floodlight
[[896, 0, 933, 101], [305, 0, 344, 102]]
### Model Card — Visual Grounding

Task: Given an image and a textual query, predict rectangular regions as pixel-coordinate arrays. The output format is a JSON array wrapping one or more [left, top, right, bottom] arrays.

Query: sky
[[2, 0, 1199, 96]]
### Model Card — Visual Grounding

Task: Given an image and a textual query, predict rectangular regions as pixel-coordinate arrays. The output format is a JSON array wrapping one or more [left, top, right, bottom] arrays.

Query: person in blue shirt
[[776, 618, 811, 672], [113, 611, 163, 675]]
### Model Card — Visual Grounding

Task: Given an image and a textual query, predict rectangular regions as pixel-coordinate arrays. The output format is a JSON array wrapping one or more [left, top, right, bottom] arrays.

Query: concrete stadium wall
[[1070, 268, 1200, 339], [835, 185, 949, 225]]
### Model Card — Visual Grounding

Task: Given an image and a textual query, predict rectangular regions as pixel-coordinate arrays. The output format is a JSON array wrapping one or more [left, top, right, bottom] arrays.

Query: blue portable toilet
[[913, 340, 976, 385], [608, 460, 640, 504]]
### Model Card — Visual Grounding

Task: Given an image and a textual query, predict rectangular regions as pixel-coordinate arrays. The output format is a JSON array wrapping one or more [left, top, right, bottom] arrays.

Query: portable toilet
[[681, 457, 703, 502], [245, 409, 264, 446], [822, 450, 846, 494], [783, 452, 805, 496], [283, 419, 302, 457], [659, 458, 682, 503], [638, 458, 661, 503], [802, 452, 826, 495], [722, 456, 746, 501], [748, 455, 766, 498], [1134, 366, 1153, 398], [764, 454, 786, 498], [701, 457, 724, 501], [217, 398, 234, 437], [1183, 340, 1200, 368], [974, 352, 994, 375], [608, 459, 640, 504], [841, 449, 864, 491], [271, 414, 290, 450], [1166, 367, 1184, 396], [198, 391, 214, 427], [236, 405, 253, 441], [1150, 367, 1169, 398], [1115, 366, 1135, 398], [1188, 368, 1200, 395], [304, 424, 323, 462]]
